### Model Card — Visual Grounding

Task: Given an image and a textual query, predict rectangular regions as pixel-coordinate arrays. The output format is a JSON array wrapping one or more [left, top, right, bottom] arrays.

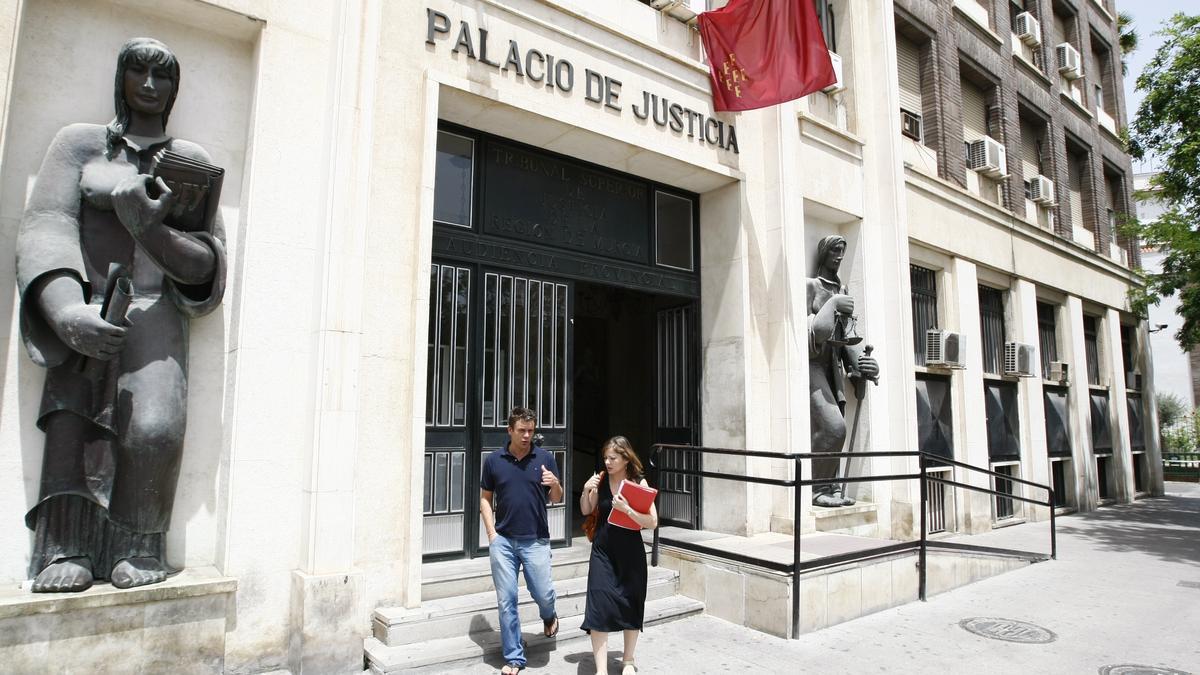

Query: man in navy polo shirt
[[481, 406, 563, 674]]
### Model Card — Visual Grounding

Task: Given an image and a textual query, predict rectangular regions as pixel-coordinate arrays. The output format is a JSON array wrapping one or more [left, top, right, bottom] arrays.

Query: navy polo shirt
[[480, 442, 560, 539]]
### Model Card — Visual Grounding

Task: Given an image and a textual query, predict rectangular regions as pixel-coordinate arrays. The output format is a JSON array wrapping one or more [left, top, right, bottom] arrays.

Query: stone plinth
[[0, 567, 235, 673]]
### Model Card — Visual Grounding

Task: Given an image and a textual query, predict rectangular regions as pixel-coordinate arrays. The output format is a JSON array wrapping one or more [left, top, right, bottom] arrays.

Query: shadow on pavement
[[1055, 487, 1200, 566]]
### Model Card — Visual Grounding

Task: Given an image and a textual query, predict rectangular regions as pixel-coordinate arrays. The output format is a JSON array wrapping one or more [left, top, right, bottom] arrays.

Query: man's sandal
[[543, 614, 559, 637], [501, 662, 525, 674], [621, 659, 637, 675]]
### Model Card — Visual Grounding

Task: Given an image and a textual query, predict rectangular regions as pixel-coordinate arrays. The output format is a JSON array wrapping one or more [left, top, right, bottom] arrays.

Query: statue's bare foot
[[813, 493, 844, 507], [32, 556, 94, 593], [111, 556, 169, 589]]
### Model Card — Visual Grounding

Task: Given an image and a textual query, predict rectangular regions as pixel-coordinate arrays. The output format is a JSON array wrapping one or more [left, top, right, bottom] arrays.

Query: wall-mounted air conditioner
[[1048, 361, 1069, 384], [1057, 43, 1082, 79], [901, 109, 923, 141], [926, 330, 967, 369], [1125, 371, 1142, 390], [824, 51, 845, 93], [1015, 12, 1042, 46], [1003, 342, 1037, 377], [967, 136, 1007, 178], [1029, 174, 1055, 204]]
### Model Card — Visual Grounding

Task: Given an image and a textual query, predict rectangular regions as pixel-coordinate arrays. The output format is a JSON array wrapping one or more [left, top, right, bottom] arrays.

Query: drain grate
[[1099, 665, 1192, 675], [958, 617, 1056, 644]]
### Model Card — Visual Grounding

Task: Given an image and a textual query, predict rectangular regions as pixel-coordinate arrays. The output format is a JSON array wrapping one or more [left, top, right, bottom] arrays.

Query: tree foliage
[[1125, 13, 1200, 351], [1118, 11, 1138, 75]]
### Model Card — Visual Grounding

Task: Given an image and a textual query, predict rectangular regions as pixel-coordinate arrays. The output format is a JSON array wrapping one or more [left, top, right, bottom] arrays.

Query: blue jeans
[[489, 535, 556, 666]]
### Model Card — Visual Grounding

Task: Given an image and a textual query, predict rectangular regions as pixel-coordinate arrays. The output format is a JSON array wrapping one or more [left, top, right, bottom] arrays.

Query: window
[[979, 285, 1006, 375], [1037, 302, 1058, 377], [1009, 1, 1042, 68], [1019, 107, 1054, 228], [433, 130, 475, 228], [426, 264, 471, 427], [1044, 386, 1071, 456], [992, 462, 1019, 520], [1052, 8, 1084, 105], [655, 191, 694, 271], [1128, 394, 1145, 450], [1083, 314, 1101, 385], [961, 76, 990, 145], [911, 265, 939, 365], [916, 373, 954, 461], [897, 34, 924, 142], [1120, 323, 1135, 378], [985, 381, 1021, 459], [1091, 390, 1112, 452], [1050, 458, 1071, 507], [1066, 142, 1094, 248], [814, 0, 837, 52], [1091, 35, 1117, 130], [1103, 168, 1127, 262]]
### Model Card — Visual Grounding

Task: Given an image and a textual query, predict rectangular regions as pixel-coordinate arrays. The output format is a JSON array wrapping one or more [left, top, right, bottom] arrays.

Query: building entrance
[[421, 124, 702, 560]]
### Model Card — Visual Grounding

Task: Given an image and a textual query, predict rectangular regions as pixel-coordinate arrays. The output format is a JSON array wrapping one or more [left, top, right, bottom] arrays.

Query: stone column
[[949, 258, 991, 533], [0, 0, 22, 164], [1103, 307, 1134, 503], [1139, 321, 1166, 496], [1063, 296, 1097, 510], [1012, 279, 1050, 521], [289, 1, 381, 672]]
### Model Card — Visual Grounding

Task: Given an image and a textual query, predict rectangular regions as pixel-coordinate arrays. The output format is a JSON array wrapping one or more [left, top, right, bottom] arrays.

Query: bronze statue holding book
[[15, 37, 226, 592]]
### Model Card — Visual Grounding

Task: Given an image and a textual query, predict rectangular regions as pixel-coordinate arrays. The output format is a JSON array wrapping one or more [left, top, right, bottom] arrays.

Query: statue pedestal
[[0, 567, 236, 673], [811, 501, 879, 537]]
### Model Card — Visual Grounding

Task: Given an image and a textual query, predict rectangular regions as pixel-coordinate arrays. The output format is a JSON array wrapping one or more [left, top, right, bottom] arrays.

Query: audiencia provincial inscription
[[425, 8, 740, 154]]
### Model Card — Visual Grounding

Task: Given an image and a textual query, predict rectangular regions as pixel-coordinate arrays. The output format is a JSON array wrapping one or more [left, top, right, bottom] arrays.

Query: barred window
[[911, 265, 938, 365]]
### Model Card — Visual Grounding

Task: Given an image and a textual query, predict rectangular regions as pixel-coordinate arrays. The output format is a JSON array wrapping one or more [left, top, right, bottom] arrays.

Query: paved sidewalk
[[426, 482, 1200, 674]]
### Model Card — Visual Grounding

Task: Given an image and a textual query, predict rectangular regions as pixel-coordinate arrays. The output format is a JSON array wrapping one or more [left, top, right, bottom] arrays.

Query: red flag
[[697, 0, 836, 112]]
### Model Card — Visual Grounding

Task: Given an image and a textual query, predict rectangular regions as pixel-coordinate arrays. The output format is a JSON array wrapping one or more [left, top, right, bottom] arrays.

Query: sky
[[1119, 0, 1186, 173]]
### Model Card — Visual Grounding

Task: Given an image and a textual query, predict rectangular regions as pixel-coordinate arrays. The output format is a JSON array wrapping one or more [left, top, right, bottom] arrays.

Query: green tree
[[1157, 391, 1188, 430], [1119, 11, 1139, 75], [1125, 13, 1200, 351]]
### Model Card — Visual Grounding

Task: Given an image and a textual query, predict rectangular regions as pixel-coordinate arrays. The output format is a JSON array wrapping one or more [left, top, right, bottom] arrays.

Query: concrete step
[[375, 566, 679, 647], [364, 595, 705, 674], [421, 544, 595, 601]]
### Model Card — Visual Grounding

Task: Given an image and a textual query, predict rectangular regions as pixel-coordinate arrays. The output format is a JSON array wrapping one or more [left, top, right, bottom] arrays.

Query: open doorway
[[569, 281, 698, 535]]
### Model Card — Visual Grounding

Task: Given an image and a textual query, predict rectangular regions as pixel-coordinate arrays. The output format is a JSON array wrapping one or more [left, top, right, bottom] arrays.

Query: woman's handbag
[[582, 471, 605, 541]]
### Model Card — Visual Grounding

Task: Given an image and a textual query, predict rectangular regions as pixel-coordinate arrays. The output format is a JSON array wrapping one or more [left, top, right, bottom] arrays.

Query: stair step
[[364, 595, 705, 674], [421, 545, 596, 601], [375, 567, 678, 646]]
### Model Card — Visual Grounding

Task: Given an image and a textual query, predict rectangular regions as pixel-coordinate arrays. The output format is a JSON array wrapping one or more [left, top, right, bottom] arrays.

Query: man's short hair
[[507, 407, 537, 428]]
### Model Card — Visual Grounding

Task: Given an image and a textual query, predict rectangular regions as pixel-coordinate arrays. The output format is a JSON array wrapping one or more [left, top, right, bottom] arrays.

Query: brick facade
[[893, 0, 1139, 267]]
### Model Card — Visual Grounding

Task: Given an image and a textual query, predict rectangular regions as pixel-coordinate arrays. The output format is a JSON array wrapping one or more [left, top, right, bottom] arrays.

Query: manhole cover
[[1178, 580, 1200, 589], [958, 617, 1056, 644], [1099, 666, 1191, 675]]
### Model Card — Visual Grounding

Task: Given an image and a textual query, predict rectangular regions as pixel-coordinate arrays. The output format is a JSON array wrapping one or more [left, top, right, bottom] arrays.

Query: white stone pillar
[[1012, 280, 1050, 520], [1063, 296, 1097, 510], [1103, 308, 1135, 503], [288, 0, 381, 672], [949, 259, 991, 533], [0, 0, 23, 163]]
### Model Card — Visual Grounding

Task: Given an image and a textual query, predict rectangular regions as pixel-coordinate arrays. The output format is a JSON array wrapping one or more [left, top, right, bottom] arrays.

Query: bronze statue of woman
[[807, 235, 878, 507], [16, 37, 226, 592]]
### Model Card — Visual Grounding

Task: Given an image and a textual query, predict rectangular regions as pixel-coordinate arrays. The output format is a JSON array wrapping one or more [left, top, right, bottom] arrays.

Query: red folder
[[607, 480, 658, 531]]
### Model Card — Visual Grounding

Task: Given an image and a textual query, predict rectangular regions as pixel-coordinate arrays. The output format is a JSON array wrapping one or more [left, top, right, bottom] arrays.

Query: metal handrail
[[647, 444, 1057, 639]]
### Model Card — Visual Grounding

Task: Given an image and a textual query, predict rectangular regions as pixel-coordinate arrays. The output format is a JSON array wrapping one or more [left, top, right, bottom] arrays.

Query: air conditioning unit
[[926, 330, 967, 369], [901, 109, 923, 141], [1014, 12, 1042, 46], [967, 137, 1007, 178], [1048, 360, 1069, 383], [1029, 174, 1055, 204], [823, 51, 845, 93], [1003, 342, 1036, 377], [1125, 371, 1142, 390], [1057, 43, 1082, 79]]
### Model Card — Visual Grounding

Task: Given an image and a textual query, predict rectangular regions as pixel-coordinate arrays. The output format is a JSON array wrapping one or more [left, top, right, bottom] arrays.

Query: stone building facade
[[0, 0, 1158, 672]]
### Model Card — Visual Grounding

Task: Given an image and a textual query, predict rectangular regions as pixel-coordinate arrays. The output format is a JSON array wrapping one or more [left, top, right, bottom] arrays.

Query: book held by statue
[[150, 149, 224, 233], [607, 479, 658, 531]]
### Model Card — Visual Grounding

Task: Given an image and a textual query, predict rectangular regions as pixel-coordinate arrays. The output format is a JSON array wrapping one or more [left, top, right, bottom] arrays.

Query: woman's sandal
[[621, 659, 637, 675], [500, 662, 525, 674], [543, 614, 559, 637]]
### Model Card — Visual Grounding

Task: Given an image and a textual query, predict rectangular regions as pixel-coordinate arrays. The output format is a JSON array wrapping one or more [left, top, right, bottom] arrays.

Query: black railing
[[648, 444, 1056, 639]]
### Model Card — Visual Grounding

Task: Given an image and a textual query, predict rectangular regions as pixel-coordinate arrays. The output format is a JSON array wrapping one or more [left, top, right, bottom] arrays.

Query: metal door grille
[[978, 286, 1005, 375], [426, 265, 470, 427], [924, 466, 953, 534], [911, 266, 938, 366], [423, 449, 467, 554], [657, 308, 691, 429], [655, 305, 699, 528], [992, 462, 1019, 521], [482, 274, 568, 429]]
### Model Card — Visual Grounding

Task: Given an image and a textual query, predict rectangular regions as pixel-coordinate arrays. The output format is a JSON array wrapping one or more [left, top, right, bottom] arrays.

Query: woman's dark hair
[[105, 37, 180, 158], [602, 436, 644, 483]]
